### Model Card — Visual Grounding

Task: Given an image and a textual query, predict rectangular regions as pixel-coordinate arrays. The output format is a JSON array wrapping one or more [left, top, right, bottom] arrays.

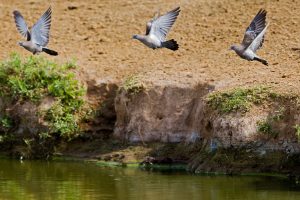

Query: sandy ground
[[1, 0, 300, 93]]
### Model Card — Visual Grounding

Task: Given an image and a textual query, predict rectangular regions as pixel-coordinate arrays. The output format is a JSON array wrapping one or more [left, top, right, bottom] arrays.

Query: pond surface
[[0, 159, 299, 200]]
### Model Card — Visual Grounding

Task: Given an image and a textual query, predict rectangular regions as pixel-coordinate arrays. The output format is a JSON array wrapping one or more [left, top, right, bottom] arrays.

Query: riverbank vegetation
[[206, 86, 278, 113], [0, 54, 88, 157]]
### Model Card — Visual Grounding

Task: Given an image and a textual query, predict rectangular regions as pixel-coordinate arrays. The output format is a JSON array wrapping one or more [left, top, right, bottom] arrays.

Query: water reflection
[[0, 159, 299, 200]]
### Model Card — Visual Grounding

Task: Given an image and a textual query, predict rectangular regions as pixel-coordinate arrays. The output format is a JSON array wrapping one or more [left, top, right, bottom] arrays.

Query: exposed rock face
[[114, 83, 300, 174], [114, 83, 300, 155], [114, 83, 214, 143], [0, 98, 50, 136], [86, 79, 118, 134]]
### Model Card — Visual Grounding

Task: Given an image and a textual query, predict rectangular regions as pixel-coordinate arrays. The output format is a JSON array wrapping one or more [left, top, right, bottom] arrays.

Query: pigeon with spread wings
[[13, 7, 58, 56], [230, 9, 268, 65], [132, 7, 180, 51]]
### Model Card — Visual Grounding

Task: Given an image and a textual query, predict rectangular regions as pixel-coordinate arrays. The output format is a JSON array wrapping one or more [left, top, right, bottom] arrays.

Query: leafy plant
[[0, 53, 86, 139], [0, 116, 13, 130], [47, 73, 84, 109], [0, 115, 14, 144], [44, 102, 79, 139]]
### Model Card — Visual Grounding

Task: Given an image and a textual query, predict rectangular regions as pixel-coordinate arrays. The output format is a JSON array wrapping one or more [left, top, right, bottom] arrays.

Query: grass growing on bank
[[0, 53, 86, 139], [257, 120, 279, 138], [121, 75, 144, 95], [207, 86, 277, 113], [294, 125, 300, 143]]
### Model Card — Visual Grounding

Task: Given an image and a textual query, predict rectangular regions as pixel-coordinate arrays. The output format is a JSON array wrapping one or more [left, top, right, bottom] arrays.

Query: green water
[[0, 159, 299, 200]]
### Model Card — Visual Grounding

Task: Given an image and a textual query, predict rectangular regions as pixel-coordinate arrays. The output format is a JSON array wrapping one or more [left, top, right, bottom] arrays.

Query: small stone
[[259, 150, 266, 156], [112, 154, 119, 158], [103, 155, 112, 161]]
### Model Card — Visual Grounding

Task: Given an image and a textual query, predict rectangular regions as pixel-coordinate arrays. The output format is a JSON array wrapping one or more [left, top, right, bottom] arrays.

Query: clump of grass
[[257, 120, 278, 138], [0, 115, 15, 143], [0, 53, 86, 139], [272, 107, 285, 121], [122, 75, 144, 95], [294, 125, 300, 143], [207, 86, 275, 113], [0, 115, 13, 130], [257, 120, 272, 134], [62, 58, 77, 69]]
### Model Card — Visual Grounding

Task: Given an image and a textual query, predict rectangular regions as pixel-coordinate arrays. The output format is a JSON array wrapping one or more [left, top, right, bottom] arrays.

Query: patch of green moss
[[189, 148, 297, 174], [207, 86, 276, 113]]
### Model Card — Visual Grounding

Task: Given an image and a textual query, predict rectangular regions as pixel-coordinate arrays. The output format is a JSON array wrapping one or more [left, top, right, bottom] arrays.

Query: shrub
[[0, 53, 86, 139]]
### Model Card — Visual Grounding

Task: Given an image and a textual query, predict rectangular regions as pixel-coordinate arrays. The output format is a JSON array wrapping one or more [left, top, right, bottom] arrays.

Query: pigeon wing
[[247, 24, 268, 52], [242, 9, 267, 48], [13, 10, 30, 41], [149, 7, 180, 42], [146, 21, 152, 35], [145, 10, 160, 35], [31, 7, 52, 46]]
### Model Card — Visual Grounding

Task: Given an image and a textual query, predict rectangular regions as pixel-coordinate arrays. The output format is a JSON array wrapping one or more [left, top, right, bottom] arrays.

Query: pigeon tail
[[162, 39, 179, 51], [42, 48, 58, 56], [254, 57, 268, 66]]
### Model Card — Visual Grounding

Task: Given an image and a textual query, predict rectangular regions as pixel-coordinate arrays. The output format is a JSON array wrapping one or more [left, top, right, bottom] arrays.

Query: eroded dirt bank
[[0, 0, 300, 178], [0, 70, 299, 177], [112, 80, 300, 174]]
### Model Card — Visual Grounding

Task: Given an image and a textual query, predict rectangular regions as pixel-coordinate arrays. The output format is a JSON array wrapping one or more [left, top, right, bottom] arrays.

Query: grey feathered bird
[[132, 7, 180, 51], [13, 7, 58, 56], [230, 9, 268, 65]]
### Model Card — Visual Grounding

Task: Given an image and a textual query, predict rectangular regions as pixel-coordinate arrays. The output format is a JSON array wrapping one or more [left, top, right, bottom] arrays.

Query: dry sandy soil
[[1, 0, 300, 93]]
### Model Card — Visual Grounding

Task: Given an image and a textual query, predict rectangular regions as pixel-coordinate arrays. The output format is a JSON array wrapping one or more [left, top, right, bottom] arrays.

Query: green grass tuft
[[257, 120, 278, 138], [207, 86, 274, 113], [294, 125, 300, 143], [122, 75, 144, 95]]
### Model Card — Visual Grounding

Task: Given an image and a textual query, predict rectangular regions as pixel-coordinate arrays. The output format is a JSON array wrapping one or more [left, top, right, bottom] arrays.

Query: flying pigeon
[[230, 9, 268, 65], [132, 7, 180, 51], [13, 7, 58, 56]]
